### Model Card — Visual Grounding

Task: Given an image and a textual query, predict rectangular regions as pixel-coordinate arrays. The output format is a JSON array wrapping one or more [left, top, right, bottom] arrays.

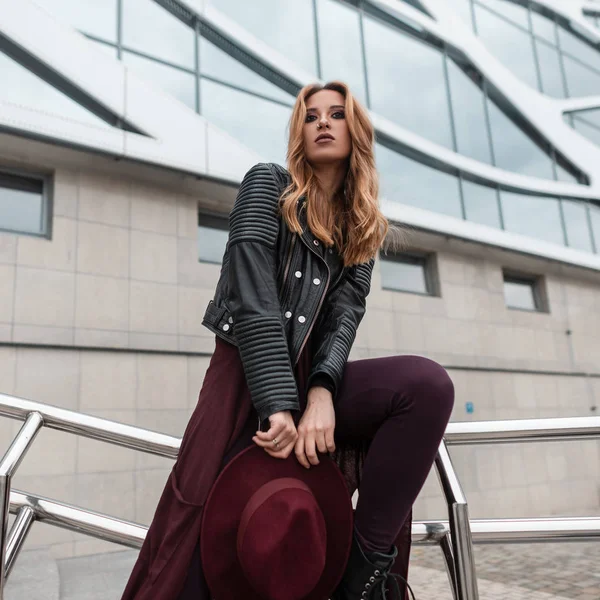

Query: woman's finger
[[294, 434, 310, 469], [255, 422, 285, 442], [315, 427, 328, 454], [304, 431, 320, 466], [263, 439, 295, 460], [325, 427, 336, 453], [252, 434, 290, 450]]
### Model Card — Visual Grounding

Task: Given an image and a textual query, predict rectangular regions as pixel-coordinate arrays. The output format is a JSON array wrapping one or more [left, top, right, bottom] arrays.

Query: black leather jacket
[[201, 162, 375, 424]]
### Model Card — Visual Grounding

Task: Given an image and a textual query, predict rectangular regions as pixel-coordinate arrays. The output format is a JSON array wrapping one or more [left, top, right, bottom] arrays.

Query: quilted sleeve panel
[[227, 163, 299, 423]]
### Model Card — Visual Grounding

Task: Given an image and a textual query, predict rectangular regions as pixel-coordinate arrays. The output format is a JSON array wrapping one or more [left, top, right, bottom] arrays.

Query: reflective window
[[210, 0, 318, 75], [33, 0, 118, 42], [200, 79, 291, 164], [446, 59, 492, 164], [0, 50, 109, 127], [487, 100, 554, 180], [198, 214, 229, 264], [461, 179, 501, 228], [475, 0, 529, 29], [503, 274, 544, 311], [557, 27, 600, 72], [122, 0, 195, 68], [123, 52, 196, 110], [590, 203, 600, 251], [562, 55, 600, 97], [376, 145, 463, 218], [89, 39, 119, 59], [199, 38, 293, 104], [474, 5, 539, 90], [0, 171, 46, 235], [379, 252, 436, 295], [535, 39, 567, 98], [316, 0, 366, 104], [500, 190, 564, 245], [530, 10, 557, 45], [571, 113, 600, 147], [363, 17, 453, 149], [561, 199, 594, 252]]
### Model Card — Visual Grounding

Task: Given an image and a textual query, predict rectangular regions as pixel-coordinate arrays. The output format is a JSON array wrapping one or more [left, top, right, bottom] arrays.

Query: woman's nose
[[318, 116, 330, 129]]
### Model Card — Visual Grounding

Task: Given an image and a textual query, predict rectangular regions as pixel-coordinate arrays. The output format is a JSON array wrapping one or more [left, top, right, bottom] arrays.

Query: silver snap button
[[295, 271, 302, 278], [285, 311, 292, 318], [298, 315, 306, 323], [313, 239, 319, 246], [328, 248, 333, 254], [222, 324, 230, 332], [313, 278, 320, 285], [228, 316, 233, 324]]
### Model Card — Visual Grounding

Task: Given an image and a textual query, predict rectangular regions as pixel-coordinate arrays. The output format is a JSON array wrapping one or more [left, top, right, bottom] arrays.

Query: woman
[[120, 81, 454, 600]]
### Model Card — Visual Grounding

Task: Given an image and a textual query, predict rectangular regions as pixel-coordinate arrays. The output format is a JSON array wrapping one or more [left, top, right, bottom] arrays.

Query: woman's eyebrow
[[306, 105, 345, 112]]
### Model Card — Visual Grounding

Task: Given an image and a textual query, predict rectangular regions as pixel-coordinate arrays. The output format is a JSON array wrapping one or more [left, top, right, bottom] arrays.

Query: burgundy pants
[[178, 353, 454, 597]]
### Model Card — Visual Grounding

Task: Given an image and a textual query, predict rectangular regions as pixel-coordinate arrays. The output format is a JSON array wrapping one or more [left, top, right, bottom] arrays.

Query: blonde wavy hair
[[280, 81, 400, 266]]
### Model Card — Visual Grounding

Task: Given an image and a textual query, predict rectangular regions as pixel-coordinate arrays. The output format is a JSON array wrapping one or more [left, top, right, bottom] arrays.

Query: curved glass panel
[[563, 55, 600, 97], [446, 59, 492, 164], [122, 0, 195, 69], [0, 50, 109, 127], [487, 100, 554, 179], [461, 179, 501, 228], [209, 0, 318, 75], [557, 27, 600, 72], [124, 52, 196, 110], [199, 38, 294, 104], [561, 199, 594, 252], [531, 10, 556, 45], [363, 17, 453, 149], [535, 39, 567, 98], [201, 79, 291, 165], [571, 112, 600, 147], [316, 0, 367, 104], [474, 4, 539, 90], [376, 145, 463, 218], [500, 190, 564, 245], [475, 0, 529, 29], [33, 0, 118, 42]]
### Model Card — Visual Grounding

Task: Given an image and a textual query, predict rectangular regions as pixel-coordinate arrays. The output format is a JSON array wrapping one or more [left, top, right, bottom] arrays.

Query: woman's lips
[[316, 137, 334, 144]]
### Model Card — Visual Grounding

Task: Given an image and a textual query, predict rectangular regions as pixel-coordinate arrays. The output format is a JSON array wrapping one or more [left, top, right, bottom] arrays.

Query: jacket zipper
[[279, 234, 296, 298], [293, 234, 330, 367]]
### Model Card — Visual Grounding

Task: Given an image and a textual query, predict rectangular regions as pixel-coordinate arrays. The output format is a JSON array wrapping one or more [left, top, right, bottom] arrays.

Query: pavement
[[4, 540, 600, 599]]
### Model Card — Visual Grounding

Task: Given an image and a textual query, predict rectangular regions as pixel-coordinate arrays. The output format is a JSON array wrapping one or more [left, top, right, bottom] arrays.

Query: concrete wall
[[1, 162, 599, 561]]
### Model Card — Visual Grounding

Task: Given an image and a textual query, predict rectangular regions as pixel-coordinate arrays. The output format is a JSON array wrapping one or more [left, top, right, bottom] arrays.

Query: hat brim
[[201, 445, 353, 600]]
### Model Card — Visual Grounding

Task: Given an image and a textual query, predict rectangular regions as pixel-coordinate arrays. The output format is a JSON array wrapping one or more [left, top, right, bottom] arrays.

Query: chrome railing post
[[0, 412, 44, 599], [4, 506, 35, 580], [435, 441, 479, 600]]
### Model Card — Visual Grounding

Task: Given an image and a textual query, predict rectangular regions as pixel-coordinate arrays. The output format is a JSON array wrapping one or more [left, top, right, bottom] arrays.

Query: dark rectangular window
[[198, 211, 228, 264], [0, 169, 47, 235], [503, 271, 547, 312], [379, 251, 438, 296]]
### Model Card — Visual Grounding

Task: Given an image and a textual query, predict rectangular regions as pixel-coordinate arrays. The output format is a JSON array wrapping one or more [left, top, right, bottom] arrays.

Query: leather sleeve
[[227, 163, 300, 423], [306, 257, 375, 401]]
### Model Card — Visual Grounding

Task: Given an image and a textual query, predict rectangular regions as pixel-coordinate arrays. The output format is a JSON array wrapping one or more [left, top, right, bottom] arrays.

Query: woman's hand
[[253, 410, 298, 459], [295, 387, 336, 469]]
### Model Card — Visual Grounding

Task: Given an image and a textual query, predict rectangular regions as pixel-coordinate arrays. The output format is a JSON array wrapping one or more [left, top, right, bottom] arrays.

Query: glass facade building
[[2, 0, 600, 257]]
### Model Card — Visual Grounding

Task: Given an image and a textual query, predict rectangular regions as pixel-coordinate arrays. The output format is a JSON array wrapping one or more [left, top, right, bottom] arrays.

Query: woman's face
[[303, 89, 351, 166]]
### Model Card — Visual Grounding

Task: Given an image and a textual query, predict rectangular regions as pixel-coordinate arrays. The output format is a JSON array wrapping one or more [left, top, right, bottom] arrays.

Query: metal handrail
[[1, 391, 600, 600]]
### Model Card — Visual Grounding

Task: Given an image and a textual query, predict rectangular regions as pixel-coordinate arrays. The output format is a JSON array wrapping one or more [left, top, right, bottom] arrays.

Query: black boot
[[331, 531, 415, 600]]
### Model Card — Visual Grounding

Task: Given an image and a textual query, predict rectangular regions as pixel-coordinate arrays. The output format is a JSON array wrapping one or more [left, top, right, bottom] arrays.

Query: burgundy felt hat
[[200, 445, 354, 600]]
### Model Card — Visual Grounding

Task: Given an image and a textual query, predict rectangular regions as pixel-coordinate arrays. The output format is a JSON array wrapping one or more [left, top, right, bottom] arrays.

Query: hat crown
[[237, 478, 327, 600]]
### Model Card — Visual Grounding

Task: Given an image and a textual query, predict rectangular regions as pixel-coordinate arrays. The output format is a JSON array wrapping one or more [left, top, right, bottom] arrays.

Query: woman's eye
[[306, 115, 316, 122], [333, 111, 345, 119]]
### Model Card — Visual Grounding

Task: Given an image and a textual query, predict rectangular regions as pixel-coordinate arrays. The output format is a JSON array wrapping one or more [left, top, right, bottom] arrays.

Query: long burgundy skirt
[[120, 335, 412, 600]]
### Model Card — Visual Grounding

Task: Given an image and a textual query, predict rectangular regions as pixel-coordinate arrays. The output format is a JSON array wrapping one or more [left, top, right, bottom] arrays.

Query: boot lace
[[360, 568, 417, 600]]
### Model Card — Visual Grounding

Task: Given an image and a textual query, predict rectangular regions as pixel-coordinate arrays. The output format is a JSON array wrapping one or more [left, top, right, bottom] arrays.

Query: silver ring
[[272, 438, 279, 447]]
